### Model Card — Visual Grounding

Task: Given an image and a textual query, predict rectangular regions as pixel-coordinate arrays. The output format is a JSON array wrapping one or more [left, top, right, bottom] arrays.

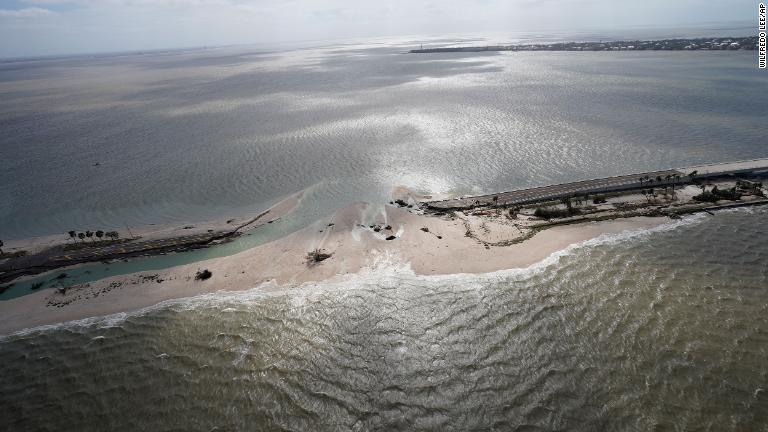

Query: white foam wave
[[0, 212, 710, 340]]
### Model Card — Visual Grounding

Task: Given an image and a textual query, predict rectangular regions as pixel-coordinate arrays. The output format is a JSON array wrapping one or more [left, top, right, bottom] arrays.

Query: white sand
[[0, 201, 668, 335], [0, 190, 305, 256]]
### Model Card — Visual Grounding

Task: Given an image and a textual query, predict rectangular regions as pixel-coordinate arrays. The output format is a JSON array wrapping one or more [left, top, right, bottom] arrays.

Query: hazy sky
[[0, 0, 758, 57]]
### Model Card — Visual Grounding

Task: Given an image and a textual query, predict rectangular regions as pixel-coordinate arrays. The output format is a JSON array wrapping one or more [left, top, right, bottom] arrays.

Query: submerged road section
[[425, 158, 768, 211]]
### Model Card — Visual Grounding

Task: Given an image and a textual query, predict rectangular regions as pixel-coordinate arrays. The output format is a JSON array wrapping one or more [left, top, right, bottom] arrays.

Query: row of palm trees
[[638, 173, 683, 188], [67, 230, 120, 243]]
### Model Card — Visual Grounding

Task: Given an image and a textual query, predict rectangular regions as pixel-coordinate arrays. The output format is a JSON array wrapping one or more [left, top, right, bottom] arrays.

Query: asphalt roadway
[[425, 169, 684, 210], [49, 233, 221, 262]]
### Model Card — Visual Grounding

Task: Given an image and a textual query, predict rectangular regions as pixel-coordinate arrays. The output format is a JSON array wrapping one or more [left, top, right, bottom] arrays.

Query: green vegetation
[[69, 230, 119, 243], [693, 186, 741, 203], [533, 196, 583, 219], [534, 206, 580, 219]]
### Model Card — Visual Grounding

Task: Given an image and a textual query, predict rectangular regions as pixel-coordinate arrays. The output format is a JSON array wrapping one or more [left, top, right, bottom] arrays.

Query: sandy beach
[[0, 200, 668, 335], [0, 190, 306, 257]]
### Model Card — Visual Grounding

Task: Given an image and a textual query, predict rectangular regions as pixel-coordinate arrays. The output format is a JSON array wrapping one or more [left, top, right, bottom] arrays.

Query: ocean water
[[2, 33, 768, 431], [0, 38, 766, 240], [1, 208, 767, 431]]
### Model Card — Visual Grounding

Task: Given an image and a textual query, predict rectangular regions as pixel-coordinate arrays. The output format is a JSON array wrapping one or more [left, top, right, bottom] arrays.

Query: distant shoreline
[[410, 36, 758, 53]]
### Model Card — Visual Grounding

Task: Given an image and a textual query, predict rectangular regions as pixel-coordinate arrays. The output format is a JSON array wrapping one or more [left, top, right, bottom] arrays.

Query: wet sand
[[0, 202, 667, 335]]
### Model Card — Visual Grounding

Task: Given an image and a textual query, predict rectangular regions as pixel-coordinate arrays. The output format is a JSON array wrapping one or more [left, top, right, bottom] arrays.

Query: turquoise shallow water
[[0, 41, 766, 241], [1, 38, 766, 299], [1, 208, 766, 431], [1, 33, 768, 431]]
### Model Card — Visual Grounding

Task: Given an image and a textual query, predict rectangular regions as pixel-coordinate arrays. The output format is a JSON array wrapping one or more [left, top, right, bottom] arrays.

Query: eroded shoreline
[[1, 161, 766, 335], [0, 201, 685, 335]]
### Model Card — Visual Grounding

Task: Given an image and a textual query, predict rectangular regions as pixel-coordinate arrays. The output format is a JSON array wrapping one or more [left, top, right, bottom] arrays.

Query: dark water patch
[[1, 43, 766, 239]]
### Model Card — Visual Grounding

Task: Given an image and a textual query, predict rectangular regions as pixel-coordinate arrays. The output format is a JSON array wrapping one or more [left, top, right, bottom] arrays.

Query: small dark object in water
[[227, 219, 235, 223], [385, 225, 392, 230], [268, 220, 274, 224], [373, 227, 381, 232], [207, 229, 214, 233], [394, 199, 408, 207], [420, 227, 429, 232], [407, 205, 413, 208], [195, 269, 213, 281], [183, 226, 195, 229], [31, 282, 44, 290], [385, 235, 397, 241], [55, 273, 68, 280], [437, 236, 442, 239], [327, 223, 335, 227], [93, 162, 100, 166]]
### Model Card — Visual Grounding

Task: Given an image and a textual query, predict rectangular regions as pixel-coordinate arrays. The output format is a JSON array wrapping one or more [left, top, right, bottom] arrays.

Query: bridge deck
[[426, 169, 684, 210]]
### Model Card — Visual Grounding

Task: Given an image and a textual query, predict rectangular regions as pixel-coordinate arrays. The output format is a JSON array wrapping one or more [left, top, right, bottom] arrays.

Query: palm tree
[[638, 177, 644, 187], [68, 230, 77, 242], [78, 232, 85, 242], [0, 239, 3, 255], [688, 170, 698, 183], [560, 196, 574, 214], [656, 175, 663, 183], [96, 230, 104, 241], [85, 231, 93, 242]]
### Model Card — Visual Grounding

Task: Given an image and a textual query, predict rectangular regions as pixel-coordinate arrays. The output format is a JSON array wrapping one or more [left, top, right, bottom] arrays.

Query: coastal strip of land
[[410, 36, 759, 53], [0, 158, 766, 334], [0, 190, 305, 286]]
